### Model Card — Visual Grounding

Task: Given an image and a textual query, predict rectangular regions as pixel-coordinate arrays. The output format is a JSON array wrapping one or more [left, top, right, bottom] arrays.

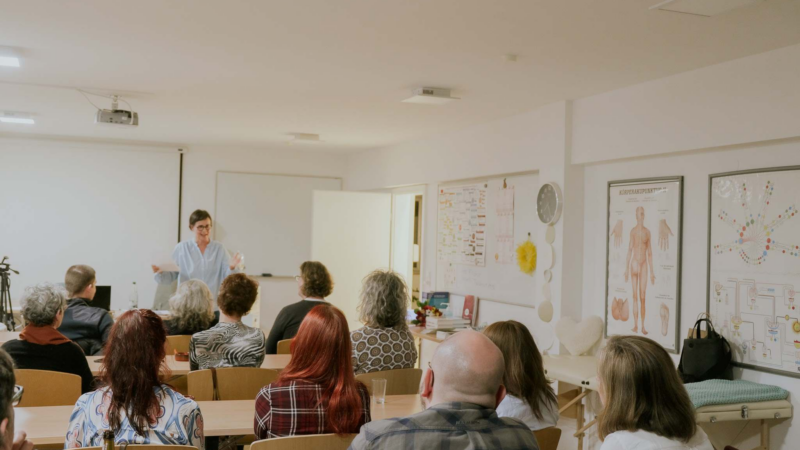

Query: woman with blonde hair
[[597, 335, 712, 450], [165, 279, 217, 335], [483, 320, 558, 430]]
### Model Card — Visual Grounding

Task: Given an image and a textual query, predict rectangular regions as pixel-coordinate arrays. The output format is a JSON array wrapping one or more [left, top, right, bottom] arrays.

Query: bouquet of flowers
[[411, 299, 442, 327]]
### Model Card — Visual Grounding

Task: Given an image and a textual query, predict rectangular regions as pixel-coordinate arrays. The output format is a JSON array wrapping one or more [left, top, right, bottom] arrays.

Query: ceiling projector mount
[[77, 89, 139, 127]]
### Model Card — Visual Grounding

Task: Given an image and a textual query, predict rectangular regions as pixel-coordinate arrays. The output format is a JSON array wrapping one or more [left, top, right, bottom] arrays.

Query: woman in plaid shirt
[[254, 304, 371, 439]]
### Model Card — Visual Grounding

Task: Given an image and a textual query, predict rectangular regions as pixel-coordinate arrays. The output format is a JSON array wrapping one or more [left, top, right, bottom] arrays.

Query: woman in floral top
[[65, 309, 203, 448], [351, 270, 417, 375]]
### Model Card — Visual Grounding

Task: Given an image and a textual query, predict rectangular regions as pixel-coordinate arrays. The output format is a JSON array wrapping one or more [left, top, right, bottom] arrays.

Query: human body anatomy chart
[[438, 184, 487, 266], [708, 167, 800, 377], [606, 178, 683, 352]]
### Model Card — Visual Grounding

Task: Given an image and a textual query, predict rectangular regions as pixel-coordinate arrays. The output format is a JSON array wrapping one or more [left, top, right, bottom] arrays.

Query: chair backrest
[[81, 446, 197, 450], [276, 339, 293, 354], [250, 434, 356, 450], [188, 367, 280, 401], [14, 369, 81, 407], [165, 335, 192, 354], [355, 368, 422, 395], [533, 427, 562, 450]]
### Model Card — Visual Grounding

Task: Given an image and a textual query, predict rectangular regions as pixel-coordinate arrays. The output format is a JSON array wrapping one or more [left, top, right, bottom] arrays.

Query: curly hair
[[21, 283, 67, 327], [299, 261, 334, 298], [168, 280, 215, 333], [217, 273, 259, 317], [357, 269, 409, 328]]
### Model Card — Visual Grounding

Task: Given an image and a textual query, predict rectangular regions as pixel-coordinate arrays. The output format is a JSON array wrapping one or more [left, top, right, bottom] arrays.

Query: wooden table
[[87, 354, 292, 376], [0, 331, 20, 343], [16, 395, 423, 444]]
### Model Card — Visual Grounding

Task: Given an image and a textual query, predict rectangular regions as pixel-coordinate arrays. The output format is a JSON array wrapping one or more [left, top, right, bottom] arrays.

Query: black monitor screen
[[92, 286, 111, 311]]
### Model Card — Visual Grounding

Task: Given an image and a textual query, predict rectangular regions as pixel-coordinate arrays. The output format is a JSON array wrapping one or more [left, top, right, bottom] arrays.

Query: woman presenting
[[152, 209, 242, 302]]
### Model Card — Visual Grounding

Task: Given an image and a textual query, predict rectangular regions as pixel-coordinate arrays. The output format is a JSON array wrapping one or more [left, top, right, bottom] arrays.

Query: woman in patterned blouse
[[65, 309, 204, 448], [254, 304, 370, 439], [190, 273, 266, 370], [351, 269, 418, 375]]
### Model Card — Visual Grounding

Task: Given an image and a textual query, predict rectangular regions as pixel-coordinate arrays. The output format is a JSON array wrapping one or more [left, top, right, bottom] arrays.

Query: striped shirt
[[348, 402, 539, 450], [254, 379, 371, 439], [189, 322, 266, 371]]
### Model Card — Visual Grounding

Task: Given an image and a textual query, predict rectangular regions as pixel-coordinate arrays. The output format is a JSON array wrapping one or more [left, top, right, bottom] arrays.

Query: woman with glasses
[[151, 209, 242, 302], [265, 261, 332, 354]]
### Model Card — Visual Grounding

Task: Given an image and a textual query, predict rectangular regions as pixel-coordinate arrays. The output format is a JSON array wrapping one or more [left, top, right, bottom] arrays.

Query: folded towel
[[685, 379, 788, 409]]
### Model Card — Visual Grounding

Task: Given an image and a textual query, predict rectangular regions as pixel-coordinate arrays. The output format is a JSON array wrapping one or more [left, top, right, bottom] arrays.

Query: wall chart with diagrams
[[708, 166, 800, 378]]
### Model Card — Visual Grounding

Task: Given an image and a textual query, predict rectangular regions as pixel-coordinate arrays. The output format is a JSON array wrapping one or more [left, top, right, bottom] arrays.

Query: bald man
[[349, 330, 539, 450]]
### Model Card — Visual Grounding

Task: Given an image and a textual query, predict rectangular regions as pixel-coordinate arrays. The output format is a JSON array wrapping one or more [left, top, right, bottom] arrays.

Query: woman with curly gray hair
[[1, 283, 94, 393], [350, 269, 418, 375], [164, 280, 217, 336]]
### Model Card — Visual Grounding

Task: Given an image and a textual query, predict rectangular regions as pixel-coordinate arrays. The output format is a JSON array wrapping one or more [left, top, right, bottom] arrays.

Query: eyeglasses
[[11, 385, 23, 406], [195, 225, 212, 231], [294, 275, 302, 282]]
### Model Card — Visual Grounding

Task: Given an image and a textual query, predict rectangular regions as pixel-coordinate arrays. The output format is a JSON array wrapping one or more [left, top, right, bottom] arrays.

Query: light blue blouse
[[155, 240, 241, 301]]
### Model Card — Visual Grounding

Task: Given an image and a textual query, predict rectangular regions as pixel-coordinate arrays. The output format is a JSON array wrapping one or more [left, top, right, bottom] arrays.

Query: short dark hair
[[299, 261, 333, 298], [0, 349, 15, 426], [189, 209, 212, 228], [217, 273, 259, 317], [65, 264, 96, 297]]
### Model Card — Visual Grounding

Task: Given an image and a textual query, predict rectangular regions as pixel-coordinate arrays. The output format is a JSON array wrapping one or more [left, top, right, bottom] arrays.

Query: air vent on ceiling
[[650, 0, 763, 17]]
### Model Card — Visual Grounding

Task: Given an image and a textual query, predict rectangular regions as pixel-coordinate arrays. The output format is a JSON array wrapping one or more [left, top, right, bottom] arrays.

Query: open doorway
[[390, 187, 425, 299]]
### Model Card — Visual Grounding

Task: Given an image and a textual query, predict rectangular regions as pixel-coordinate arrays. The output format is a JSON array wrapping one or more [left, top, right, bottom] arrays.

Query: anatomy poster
[[708, 166, 800, 378], [606, 177, 683, 352], [438, 184, 487, 266]]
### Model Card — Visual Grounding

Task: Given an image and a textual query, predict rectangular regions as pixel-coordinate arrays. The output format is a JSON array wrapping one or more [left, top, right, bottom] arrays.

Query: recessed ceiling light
[[0, 112, 35, 125], [288, 133, 322, 144], [0, 56, 20, 67], [402, 87, 460, 105]]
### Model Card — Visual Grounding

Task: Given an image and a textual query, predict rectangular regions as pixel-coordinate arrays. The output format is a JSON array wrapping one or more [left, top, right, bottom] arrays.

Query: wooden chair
[[80, 446, 197, 450], [165, 335, 192, 354], [14, 369, 81, 407], [250, 434, 356, 450], [533, 427, 562, 450], [355, 368, 422, 395], [276, 338, 293, 354], [188, 367, 280, 401]]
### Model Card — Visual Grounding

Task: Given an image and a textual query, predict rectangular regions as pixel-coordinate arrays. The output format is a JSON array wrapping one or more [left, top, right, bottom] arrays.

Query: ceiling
[[1, 0, 799, 153]]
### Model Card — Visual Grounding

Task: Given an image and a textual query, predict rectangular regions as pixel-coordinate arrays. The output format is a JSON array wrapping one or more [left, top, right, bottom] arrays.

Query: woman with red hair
[[254, 304, 370, 439], [65, 309, 204, 447]]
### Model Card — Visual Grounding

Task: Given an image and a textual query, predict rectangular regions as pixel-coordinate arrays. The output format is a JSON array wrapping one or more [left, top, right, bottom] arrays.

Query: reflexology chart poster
[[708, 166, 800, 378], [606, 177, 683, 352]]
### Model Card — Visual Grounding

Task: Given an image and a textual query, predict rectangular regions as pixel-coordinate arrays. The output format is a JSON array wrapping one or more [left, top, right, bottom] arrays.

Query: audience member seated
[[265, 261, 332, 354], [57, 265, 113, 356], [66, 309, 204, 447], [2, 283, 94, 393], [350, 269, 417, 374], [597, 335, 713, 450], [483, 320, 558, 430], [255, 304, 370, 439], [350, 330, 538, 450], [164, 280, 218, 336], [190, 273, 265, 370], [0, 349, 33, 450]]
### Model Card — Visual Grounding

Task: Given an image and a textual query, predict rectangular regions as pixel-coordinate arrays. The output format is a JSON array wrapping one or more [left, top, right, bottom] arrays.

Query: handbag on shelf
[[677, 316, 733, 383]]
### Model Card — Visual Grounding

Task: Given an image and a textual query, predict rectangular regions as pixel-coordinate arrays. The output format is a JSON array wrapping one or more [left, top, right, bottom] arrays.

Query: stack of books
[[426, 317, 471, 331]]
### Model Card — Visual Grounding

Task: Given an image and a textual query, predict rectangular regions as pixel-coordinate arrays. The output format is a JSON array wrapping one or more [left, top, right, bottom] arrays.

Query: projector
[[95, 109, 138, 126]]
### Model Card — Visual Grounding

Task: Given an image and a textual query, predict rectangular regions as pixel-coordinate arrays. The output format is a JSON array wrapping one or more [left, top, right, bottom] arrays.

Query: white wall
[[572, 43, 800, 164], [182, 145, 348, 334]]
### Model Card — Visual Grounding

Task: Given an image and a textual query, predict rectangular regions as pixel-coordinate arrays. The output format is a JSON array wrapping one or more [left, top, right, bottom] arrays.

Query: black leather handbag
[[677, 317, 733, 383]]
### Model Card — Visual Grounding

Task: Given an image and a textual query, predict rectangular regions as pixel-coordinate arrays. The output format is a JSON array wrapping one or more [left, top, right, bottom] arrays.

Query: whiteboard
[[436, 173, 539, 305], [214, 172, 341, 277], [0, 143, 180, 310]]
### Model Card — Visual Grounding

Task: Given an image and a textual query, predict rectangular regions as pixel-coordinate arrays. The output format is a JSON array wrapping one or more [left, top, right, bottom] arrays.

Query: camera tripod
[[0, 257, 18, 331]]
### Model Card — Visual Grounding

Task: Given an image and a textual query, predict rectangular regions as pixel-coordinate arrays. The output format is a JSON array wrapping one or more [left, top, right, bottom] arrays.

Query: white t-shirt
[[496, 394, 559, 431], [600, 428, 713, 450]]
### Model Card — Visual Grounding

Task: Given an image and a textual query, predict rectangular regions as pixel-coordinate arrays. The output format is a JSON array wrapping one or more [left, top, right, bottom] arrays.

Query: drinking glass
[[372, 378, 387, 404]]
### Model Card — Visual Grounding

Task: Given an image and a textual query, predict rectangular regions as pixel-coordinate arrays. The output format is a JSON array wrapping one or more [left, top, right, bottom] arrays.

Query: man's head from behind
[[420, 330, 506, 409], [0, 349, 16, 450], [65, 265, 96, 300]]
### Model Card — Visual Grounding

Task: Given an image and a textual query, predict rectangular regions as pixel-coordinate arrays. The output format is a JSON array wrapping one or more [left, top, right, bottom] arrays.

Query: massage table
[[541, 355, 792, 450]]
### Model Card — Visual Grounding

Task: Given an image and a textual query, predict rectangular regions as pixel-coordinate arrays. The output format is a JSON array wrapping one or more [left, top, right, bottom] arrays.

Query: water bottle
[[129, 282, 139, 309]]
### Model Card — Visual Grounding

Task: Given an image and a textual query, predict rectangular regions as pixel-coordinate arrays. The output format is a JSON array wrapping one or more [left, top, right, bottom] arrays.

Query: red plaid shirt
[[254, 379, 371, 439]]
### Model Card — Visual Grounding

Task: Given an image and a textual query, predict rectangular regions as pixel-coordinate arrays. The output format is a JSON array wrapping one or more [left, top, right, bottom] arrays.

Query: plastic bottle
[[129, 282, 138, 309]]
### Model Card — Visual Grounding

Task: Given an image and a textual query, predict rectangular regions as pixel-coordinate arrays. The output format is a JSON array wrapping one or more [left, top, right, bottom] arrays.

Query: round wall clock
[[537, 182, 563, 225]]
